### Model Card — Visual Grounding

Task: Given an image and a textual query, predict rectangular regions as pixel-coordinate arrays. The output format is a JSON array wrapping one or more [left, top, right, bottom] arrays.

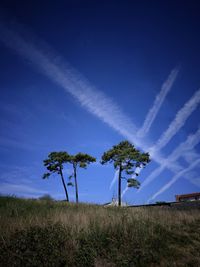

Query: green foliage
[[68, 152, 96, 203], [39, 194, 54, 202], [101, 140, 150, 173], [0, 223, 74, 267], [43, 151, 70, 177], [101, 140, 150, 205], [69, 153, 96, 169], [127, 178, 140, 188], [43, 151, 70, 202], [155, 201, 167, 204]]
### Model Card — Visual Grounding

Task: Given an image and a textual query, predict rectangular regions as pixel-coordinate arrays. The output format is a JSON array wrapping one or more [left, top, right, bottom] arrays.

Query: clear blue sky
[[0, 0, 200, 204]]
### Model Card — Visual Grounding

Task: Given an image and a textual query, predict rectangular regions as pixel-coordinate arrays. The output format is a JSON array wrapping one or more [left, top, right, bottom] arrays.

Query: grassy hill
[[0, 196, 200, 266]]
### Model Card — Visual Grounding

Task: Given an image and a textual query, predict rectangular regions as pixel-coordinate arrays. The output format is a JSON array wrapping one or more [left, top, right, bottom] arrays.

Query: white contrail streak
[[183, 150, 199, 164], [148, 158, 200, 202], [138, 126, 200, 192], [185, 171, 200, 187], [0, 22, 178, 170], [0, 22, 142, 148], [137, 67, 179, 138], [110, 170, 119, 190], [121, 167, 142, 196], [149, 89, 200, 156], [122, 186, 128, 198], [2, 22, 199, 204], [136, 91, 200, 195], [109, 164, 142, 190]]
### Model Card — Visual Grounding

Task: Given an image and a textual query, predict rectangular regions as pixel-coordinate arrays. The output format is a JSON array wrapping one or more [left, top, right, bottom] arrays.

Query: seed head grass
[[0, 196, 200, 266]]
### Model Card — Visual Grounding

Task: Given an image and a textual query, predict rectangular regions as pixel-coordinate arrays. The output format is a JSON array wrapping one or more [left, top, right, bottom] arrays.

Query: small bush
[[74, 220, 172, 267], [0, 223, 75, 267], [39, 194, 54, 202]]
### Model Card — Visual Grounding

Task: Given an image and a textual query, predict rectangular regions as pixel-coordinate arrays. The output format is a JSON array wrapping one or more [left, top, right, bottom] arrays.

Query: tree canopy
[[68, 153, 96, 203], [43, 151, 70, 202], [42, 142, 149, 206], [101, 140, 150, 206]]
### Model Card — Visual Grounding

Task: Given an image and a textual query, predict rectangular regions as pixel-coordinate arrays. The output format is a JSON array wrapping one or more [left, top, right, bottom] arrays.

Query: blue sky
[[0, 1, 200, 204]]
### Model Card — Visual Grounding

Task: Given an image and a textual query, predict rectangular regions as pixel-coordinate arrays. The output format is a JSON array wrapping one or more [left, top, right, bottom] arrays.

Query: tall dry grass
[[0, 196, 200, 266], [1, 196, 199, 234]]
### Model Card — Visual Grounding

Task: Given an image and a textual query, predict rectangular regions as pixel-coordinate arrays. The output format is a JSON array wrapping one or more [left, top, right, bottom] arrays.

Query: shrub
[[0, 223, 75, 267], [39, 194, 54, 202]]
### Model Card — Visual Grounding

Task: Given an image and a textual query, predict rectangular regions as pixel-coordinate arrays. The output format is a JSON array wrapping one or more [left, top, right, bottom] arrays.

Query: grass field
[[0, 196, 200, 266]]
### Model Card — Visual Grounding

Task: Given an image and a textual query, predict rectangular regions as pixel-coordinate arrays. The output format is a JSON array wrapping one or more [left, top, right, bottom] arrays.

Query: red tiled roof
[[176, 192, 200, 198], [176, 192, 200, 201]]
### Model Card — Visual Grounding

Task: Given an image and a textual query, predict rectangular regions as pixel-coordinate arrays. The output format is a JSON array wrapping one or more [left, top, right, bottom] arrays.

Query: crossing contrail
[[120, 167, 143, 197], [1, 21, 199, 202], [136, 89, 200, 198], [0, 22, 142, 148], [0, 21, 177, 169], [148, 158, 200, 202], [137, 67, 179, 138], [122, 186, 129, 198], [149, 88, 200, 157], [138, 126, 200, 192], [110, 170, 119, 190]]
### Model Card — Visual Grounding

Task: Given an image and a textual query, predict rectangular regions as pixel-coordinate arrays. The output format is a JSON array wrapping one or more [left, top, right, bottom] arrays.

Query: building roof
[[176, 192, 200, 198], [175, 192, 200, 201]]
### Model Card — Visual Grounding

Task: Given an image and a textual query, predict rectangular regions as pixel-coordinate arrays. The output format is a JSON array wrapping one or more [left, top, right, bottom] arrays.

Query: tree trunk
[[60, 168, 69, 202], [73, 163, 79, 203], [118, 165, 122, 206]]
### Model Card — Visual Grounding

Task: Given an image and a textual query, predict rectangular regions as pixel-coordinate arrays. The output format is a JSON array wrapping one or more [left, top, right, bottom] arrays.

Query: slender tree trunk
[[118, 165, 122, 206], [60, 168, 69, 202], [73, 163, 79, 203]]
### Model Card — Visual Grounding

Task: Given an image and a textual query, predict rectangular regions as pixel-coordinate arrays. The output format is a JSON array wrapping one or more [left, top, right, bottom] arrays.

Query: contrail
[[183, 150, 199, 164], [109, 164, 142, 190], [148, 158, 200, 202], [137, 94, 200, 194], [0, 23, 141, 146], [137, 67, 179, 138], [188, 175, 200, 187], [132, 70, 199, 196], [149, 89, 200, 156], [138, 126, 200, 192], [185, 171, 200, 187], [122, 186, 128, 198], [120, 167, 142, 197], [125, 87, 200, 197], [110, 170, 119, 190], [0, 21, 176, 169]]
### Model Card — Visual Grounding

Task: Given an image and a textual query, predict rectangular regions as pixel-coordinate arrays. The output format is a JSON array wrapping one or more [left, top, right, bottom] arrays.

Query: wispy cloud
[[109, 165, 142, 191], [185, 171, 200, 187], [0, 136, 42, 151], [135, 85, 200, 197], [138, 126, 200, 192], [0, 21, 175, 168], [120, 167, 142, 197], [110, 170, 119, 190], [182, 150, 199, 164], [149, 89, 200, 156], [0, 182, 48, 197], [148, 158, 200, 202], [137, 67, 179, 138], [122, 186, 128, 198], [0, 166, 48, 198], [1, 21, 199, 202], [189, 177, 200, 187], [0, 22, 142, 148]]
